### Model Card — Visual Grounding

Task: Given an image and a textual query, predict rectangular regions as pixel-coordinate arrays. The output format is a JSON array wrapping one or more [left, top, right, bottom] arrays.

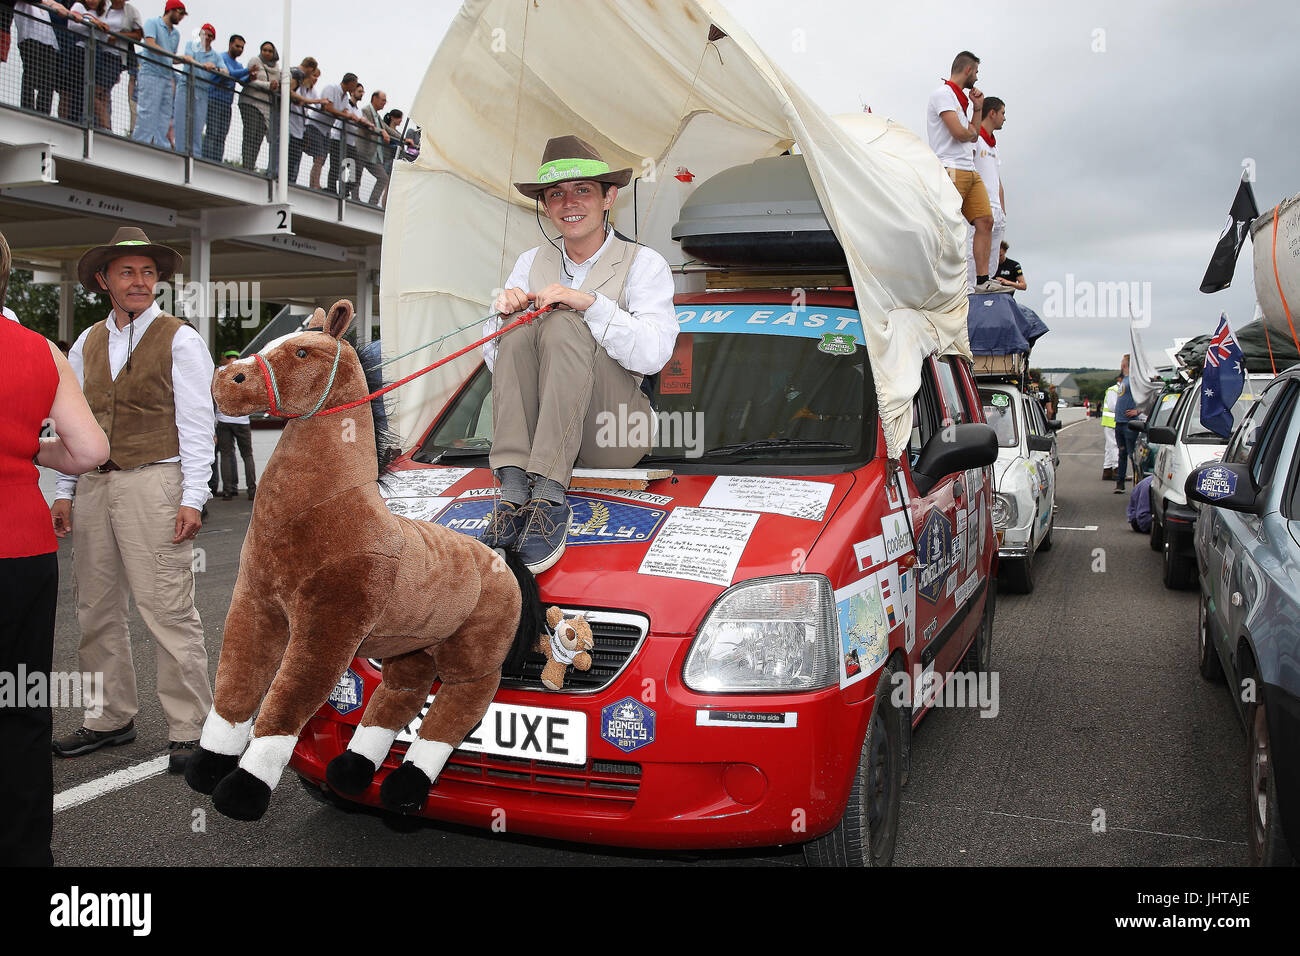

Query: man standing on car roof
[[476, 135, 677, 574], [1113, 357, 1139, 494], [1101, 373, 1120, 481]]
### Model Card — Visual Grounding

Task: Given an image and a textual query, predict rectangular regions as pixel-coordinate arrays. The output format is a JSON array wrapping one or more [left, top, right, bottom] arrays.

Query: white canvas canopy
[[379, 0, 971, 459]]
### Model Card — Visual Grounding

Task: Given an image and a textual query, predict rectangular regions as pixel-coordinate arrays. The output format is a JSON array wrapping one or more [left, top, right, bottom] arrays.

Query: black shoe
[[1114, 484, 1126, 494], [221, 491, 235, 500], [52, 721, 136, 757], [479, 500, 526, 550], [516, 498, 571, 574], [247, 486, 256, 502], [167, 740, 198, 774]]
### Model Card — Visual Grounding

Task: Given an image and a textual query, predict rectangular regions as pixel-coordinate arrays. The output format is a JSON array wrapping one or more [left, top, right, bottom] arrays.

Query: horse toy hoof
[[184, 747, 239, 795], [212, 768, 273, 821], [379, 763, 432, 815], [326, 750, 378, 795]]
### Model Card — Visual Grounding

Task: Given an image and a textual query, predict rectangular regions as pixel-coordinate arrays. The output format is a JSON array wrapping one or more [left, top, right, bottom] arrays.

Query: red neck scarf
[[979, 126, 996, 147], [943, 79, 969, 114]]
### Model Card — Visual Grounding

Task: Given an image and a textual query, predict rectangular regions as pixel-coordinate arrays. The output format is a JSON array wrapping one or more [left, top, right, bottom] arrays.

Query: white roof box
[[671, 154, 846, 268]]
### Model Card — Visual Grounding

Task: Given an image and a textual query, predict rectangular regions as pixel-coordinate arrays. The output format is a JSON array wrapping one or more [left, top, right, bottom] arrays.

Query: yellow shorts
[[947, 168, 992, 223]]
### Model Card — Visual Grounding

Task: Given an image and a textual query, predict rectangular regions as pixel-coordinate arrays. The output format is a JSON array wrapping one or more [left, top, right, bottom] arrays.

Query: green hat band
[[116, 240, 149, 246], [535, 157, 610, 185]]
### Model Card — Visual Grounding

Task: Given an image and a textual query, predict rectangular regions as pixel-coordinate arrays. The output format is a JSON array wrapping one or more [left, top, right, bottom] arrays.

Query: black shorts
[[302, 125, 328, 160], [94, 48, 125, 91]]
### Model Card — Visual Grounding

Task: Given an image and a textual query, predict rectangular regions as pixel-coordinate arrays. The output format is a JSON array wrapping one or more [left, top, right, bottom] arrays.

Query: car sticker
[[885, 474, 903, 510], [695, 710, 798, 728], [853, 535, 886, 572], [913, 660, 937, 714], [1196, 465, 1237, 501], [1221, 545, 1234, 591], [880, 511, 912, 562], [916, 509, 954, 605], [328, 668, 363, 716], [378, 467, 473, 498], [835, 571, 891, 688], [817, 332, 857, 355], [699, 475, 833, 521], [579, 488, 675, 507], [636, 507, 759, 587], [383, 496, 455, 522], [434, 495, 668, 545], [899, 570, 917, 652], [965, 505, 979, 575], [600, 698, 656, 754], [659, 333, 694, 394], [990, 393, 1010, 407], [955, 572, 981, 609], [675, 305, 865, 344]]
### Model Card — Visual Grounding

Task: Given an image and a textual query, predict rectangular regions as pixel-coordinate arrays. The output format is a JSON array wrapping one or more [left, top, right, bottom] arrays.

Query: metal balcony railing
[[0, 4, 403, 208]]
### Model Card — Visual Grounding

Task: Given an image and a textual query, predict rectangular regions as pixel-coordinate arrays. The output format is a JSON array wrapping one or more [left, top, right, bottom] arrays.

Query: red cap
[[201, 22, 215, 36], [165, 0, 186, 13]]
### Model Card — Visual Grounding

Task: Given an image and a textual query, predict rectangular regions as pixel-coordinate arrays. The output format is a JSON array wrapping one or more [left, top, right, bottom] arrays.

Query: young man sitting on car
[[478, 135, 678, 573]]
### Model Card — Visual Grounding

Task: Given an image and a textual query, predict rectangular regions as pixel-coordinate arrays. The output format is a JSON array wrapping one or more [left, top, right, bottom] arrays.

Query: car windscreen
[[1184, 378, 1271, 444], [979, 389, 1018, 447], [414, 317, 877, 467]]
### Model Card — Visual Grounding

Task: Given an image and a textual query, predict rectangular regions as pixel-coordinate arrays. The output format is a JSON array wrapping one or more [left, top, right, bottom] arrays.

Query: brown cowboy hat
[[77, 226, 182, 291], [513, 135, 633, 201]]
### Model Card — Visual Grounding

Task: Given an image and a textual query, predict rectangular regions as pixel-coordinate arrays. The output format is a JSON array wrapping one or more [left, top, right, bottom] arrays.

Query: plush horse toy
[[186, 300, 541, 821]]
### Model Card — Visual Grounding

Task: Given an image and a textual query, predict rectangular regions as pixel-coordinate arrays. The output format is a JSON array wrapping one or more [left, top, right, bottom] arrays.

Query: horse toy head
[[213, 299, 365, 421]]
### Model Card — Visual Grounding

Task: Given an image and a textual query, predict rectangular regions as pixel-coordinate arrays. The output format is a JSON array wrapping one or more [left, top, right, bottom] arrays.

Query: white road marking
[[54, 756, 170, 813], [904, 801, 1246, 846], [1054, 525, 1099, 532]]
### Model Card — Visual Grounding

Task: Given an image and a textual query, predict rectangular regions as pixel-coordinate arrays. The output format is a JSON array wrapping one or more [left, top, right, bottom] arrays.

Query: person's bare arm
[[37, 341, 109, 476], [940, 108, 982, 143], [999, 183, 1005, 213]]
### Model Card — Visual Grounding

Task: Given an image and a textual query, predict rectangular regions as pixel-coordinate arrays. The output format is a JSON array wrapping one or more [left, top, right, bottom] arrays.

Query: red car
[[291, 288, 999, 866]]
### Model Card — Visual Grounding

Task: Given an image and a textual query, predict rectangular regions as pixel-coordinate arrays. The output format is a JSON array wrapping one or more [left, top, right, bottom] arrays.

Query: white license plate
[[395, 696, 587, 766]]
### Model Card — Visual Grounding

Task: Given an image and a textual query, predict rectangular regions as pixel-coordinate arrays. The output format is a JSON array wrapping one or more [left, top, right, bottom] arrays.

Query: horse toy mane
[[185, 299, 542, 821]]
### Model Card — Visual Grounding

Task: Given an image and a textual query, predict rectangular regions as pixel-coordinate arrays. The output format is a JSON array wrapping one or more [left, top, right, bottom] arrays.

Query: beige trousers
[[490, 309, 654, 485], [71, 462, 212, 740]]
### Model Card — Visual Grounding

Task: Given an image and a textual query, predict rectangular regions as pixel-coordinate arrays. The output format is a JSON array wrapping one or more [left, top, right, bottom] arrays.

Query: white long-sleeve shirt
[[55, 302, 216, 511], [482, 230, 678, 376]]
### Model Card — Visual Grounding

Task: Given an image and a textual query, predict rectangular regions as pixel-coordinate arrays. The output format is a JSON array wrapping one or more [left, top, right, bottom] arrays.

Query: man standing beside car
[[1101, 373, 1120, 481], [476, 135, 677, 573], [1113, 357, 1139, 494]]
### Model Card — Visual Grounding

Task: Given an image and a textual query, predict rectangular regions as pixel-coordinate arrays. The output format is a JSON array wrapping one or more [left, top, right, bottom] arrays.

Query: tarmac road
[[44, 416, 1249, 866]]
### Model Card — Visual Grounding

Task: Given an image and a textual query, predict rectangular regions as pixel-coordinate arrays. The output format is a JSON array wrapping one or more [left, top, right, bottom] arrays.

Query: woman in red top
[[0, 231, 108, 866]]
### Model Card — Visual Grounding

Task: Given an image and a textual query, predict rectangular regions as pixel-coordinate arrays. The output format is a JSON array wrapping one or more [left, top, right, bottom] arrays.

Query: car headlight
[[683, 575, 839, 693], [992, 492, 1018, 531]]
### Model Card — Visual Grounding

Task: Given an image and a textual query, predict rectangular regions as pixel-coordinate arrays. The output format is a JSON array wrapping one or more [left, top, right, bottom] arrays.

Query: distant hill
[[1074, 370, 1123, 407]]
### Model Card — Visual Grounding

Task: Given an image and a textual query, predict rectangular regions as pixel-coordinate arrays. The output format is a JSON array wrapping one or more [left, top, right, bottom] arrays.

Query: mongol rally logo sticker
[[916, 509, 953, 604], [329, 668, 363, 716], [1196, 465, 1237, 500], [600, 697, 656, 753], [434, 496, 666, 544]]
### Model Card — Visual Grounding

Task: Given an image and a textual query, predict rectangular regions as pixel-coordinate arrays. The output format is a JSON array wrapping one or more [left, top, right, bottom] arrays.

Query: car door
[[1025, 396, 1056, 535], [901, 359, 966, 709], [1210, 381, 1296, 685]]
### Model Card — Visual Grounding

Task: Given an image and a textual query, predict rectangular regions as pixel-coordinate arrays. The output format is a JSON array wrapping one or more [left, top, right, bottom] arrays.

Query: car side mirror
[[1027, 435, 1054, 453], [1128, 420, 1147, 433], [1184, 462, 1259, 515], [911, 423, 998, 497], [1047, 419, 1062, 432], [1147, 426, 1177, 445]]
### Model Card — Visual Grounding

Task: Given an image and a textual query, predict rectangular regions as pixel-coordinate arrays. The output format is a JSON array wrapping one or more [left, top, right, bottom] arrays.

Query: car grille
[[369, 608, 648, 695]]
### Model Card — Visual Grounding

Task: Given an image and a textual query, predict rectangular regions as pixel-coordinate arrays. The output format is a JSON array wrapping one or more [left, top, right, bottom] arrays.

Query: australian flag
[[1200, 178, 1258, 293], [1200, 314, 1246, 439]]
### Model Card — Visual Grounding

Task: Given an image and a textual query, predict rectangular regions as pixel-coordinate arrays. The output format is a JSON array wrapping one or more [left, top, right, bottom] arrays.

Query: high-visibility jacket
[[1101, 384, 1118, 428]]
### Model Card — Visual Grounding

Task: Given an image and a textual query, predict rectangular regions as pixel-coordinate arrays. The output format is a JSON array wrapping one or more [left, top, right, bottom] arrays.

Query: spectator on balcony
[[54, 2, 106, 124], [131, 0, 185, 149], [380, 109, 404, 175], [172, 21, 223, 156], [316, 72, 361, 195], [341, 82, 379, 202], [200, 34, 247, 162], [15, 2, 64, 116], [90, 0, 142, 131], [359, 89, 393, 207], [238, 39, 280, 172], [285, 65, 326, 185]]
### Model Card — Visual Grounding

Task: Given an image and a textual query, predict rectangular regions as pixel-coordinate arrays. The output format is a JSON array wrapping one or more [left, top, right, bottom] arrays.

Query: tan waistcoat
[[82, 313, 185, 469]]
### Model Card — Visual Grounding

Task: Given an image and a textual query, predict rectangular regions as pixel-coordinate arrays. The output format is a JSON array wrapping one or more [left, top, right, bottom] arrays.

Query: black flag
[[1200, 177, 1259, 293]]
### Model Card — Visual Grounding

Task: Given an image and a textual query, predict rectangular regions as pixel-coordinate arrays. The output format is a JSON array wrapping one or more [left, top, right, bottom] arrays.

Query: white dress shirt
[[482, 229, 678, 376], [55, 302, 216, 510]]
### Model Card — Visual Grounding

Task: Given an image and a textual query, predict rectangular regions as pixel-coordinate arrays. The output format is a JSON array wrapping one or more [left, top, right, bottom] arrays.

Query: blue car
[[1186, 365, 1300, 866]]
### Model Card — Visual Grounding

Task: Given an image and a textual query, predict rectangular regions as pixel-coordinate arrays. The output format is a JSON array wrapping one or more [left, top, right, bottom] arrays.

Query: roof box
[[671, 155, 846, 268]]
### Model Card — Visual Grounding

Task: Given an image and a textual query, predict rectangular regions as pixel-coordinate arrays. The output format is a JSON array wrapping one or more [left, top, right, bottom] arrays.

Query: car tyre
[[1245, 668, 1294, 866], [1149, 502, 1164, 552], [1002, 545, 1034, 594], [960, 596, 993, 674], [1039, 508, 1054, 552], [1196, 592, 1224, 683], [1162, 533, 1194, 590], [804, 662, 904, 867]]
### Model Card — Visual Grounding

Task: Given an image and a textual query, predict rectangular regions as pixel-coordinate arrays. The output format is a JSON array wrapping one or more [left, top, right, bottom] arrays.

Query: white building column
[[190, 227, 213, 351], [58, 277, 75, 343], [355, 246, 378, 345]]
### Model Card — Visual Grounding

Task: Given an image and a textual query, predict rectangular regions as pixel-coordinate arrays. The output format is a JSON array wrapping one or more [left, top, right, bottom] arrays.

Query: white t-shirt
[[926, 83, 975, 171], [973, 135, 1001, 211], [309, 83, 350, 137]]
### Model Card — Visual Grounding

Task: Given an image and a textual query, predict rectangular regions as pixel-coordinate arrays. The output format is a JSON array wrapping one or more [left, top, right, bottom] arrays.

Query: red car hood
[[379, 463, 856, 636]]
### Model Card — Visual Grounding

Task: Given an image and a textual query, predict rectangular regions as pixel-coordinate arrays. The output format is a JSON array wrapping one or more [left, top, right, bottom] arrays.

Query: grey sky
[[176, 0, 1300, 368]]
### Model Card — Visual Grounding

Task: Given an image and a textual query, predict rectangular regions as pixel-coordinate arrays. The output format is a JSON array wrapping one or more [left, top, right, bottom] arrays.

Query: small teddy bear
[[537, 607, 594, 691]]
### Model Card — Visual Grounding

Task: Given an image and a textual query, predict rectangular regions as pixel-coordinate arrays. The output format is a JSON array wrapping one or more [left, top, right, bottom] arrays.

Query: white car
[[979, 383, 1059, 592], [1144, 373, 1273, 589]]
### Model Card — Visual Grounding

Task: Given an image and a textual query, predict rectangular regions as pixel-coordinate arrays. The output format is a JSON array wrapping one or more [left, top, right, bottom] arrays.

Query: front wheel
[[804, 663, 904, 867], [1197, 592, 1224, 683], [1149, 502, 1164, 552], [1163, 533, 1194, 590], [1002, 545, 1034, 594]]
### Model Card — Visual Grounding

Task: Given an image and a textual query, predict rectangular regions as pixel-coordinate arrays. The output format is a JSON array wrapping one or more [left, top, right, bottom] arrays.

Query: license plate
[[395, 696, 588, 765]]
